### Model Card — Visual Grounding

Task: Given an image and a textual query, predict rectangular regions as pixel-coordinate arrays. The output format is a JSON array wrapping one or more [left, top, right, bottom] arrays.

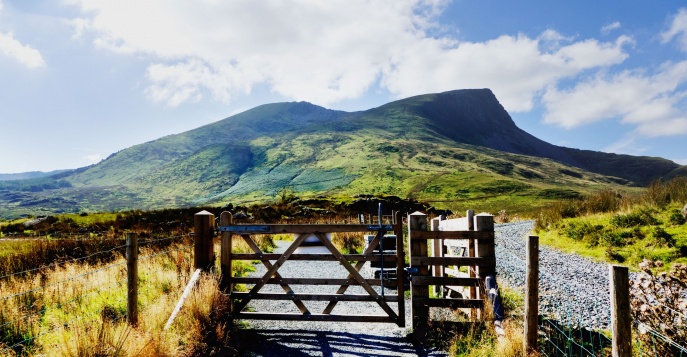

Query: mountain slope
[[0, 89, 684, 218]]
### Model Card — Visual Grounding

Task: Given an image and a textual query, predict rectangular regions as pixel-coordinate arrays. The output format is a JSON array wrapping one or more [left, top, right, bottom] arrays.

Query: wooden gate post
[[126, 232, 138, 327], [394, 211, 405, 327], [430, 217, 443, 297], [220, 212, 233, 296], [610, 265, 632, 357], [194, 210, 215, 271], [409, 211, 428, 331], [524, 235, 539, 355]]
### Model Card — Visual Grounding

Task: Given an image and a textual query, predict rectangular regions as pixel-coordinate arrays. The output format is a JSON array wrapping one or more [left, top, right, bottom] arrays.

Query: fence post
[[126, 232, 138, 327], [524, 235, 539, 356], [467, 210, 476, 305], [219, 212, 233, 296], [474, 215, 495, 280], [431, 217, 443, 297], [394, 211, 405, 328], [194, 210, 215, 271], [409, 211, 428, 331], [610, 265, 632, 357]]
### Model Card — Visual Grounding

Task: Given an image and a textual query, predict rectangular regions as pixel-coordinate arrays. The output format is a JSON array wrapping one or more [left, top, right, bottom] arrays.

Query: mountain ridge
[[0, 88, 684, 218]]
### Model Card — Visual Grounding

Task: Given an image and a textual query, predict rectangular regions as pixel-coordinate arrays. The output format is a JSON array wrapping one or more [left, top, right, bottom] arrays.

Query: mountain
[[0, 170, 72, 181], [0, 89, 684, 218]]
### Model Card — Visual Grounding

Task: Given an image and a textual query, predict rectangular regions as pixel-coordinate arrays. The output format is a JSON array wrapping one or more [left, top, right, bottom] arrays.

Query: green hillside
[[0, 89, 683, 218]]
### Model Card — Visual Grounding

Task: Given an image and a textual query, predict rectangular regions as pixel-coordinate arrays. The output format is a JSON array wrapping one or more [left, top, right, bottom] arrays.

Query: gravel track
[[495, 221, 611, 329], [235, 240, 447, 356], [235, 220, 612, 355]]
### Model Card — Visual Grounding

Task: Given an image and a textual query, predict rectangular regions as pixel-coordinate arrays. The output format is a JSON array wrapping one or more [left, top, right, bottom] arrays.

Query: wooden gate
[[407, 211, 495, 330], [218, 211, 406, 326]]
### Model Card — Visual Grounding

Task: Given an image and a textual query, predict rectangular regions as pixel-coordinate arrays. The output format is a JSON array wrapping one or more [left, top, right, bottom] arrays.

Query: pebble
[[495, 221, 612, 329]]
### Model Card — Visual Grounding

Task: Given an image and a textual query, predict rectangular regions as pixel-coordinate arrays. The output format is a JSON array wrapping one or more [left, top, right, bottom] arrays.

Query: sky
[[1, 0, 687, 174]]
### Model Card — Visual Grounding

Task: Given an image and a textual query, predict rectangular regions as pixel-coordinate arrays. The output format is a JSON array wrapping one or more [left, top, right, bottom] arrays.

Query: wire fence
[[0, 234, 193, 356], [496, 238, 687, 356]]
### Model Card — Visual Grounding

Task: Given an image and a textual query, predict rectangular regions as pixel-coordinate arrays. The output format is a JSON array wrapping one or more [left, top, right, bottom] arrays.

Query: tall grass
[[537, 177, 687, 231], [0, 237, 249, 356]]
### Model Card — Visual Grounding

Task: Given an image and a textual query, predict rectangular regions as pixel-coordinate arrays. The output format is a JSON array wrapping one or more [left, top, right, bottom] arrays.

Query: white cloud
[[65, 0, 631, 111], [661, 8, 687, 52], [602, 133, 648, 156], [382, 32, 630, 112], [84, 154, 103, 165], [675, 159, 687, 165], [601, 21, 621, 35], [542, 60, 687, 136], [0, 0, 45, 68], [0, 16, 45, 69]]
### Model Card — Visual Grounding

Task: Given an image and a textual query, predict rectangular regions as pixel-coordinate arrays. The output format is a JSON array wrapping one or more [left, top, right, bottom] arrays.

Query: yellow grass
[[0, 240, 235, 356]]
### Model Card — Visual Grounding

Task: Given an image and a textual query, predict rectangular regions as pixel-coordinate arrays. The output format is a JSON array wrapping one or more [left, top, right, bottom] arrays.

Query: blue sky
[[1, 0, 687, 173]]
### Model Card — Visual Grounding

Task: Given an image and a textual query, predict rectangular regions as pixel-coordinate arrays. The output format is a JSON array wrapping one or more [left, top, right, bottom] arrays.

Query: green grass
[[535, 177, 687, 269]]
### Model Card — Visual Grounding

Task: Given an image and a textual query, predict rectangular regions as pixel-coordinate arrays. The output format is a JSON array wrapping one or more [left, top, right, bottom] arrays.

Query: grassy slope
[[1, 90, 682, 218], [536, 179, 687, 269]]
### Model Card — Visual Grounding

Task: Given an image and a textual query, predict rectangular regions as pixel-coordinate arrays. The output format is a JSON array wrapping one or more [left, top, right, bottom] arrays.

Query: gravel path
[[495, 221, 612, 329], [234, 220, 613, 355], [234, 240, 447, 357]]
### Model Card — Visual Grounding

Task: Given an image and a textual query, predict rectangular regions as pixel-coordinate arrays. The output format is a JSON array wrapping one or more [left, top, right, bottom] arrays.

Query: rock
[[682, 204, 687, 219]]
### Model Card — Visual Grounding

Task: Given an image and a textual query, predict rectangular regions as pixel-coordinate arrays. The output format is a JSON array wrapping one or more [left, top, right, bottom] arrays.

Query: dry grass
[[0, 239, 238, 356]]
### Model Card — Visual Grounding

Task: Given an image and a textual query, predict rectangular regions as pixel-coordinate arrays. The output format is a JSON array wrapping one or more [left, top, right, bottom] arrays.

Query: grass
[[535, 177, 687, 269], [0, 230, 278, 356], [413, 284, 527, 357]]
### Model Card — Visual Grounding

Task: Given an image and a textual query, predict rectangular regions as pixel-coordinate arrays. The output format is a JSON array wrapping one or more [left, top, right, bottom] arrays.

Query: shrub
[[583, 190, 621, 214], [564, 221, 605, 247], [669, 209, 686, 225], [649, 227, 676, 248], [610, 208, 659, 228]]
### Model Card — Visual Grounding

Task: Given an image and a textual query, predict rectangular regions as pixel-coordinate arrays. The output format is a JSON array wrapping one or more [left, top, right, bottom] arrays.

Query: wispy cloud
[[602, 133, 648, 155], [542, 60, 687, 136], [601, 21, 621, 34], [83, 154, 103, 165], [0, 1, 45, 69], [661, 8, 687, 52]]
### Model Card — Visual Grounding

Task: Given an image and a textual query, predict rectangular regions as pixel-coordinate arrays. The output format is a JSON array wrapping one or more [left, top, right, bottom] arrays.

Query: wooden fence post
[[524, 235, 539, 356], [220, 212, 233, 295], [394, 211, 405, 328], [409, 211, 428, 331], [431, 217, 443, 297], [194, 210, 215, 271], [610, 265, 632, 357], [126, 232, 138, 327]]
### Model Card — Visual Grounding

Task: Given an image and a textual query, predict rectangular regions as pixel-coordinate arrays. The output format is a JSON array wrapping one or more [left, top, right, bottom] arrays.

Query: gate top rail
[[219, 224, 394, 234]]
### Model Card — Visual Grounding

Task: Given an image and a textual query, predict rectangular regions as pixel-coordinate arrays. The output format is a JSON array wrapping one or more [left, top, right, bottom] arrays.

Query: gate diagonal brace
[[322, 230, 382, 314], [315, 233, 398, 322], [238, 234, 310, 315], [232, 233, 309, 315]]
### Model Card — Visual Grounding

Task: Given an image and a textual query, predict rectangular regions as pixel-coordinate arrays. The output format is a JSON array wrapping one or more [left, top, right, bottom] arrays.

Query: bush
[[649, 227, 676, 248], [610, 208, 659, 228], [669, 209, 686, 225], [564, 222, 605, 247]]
